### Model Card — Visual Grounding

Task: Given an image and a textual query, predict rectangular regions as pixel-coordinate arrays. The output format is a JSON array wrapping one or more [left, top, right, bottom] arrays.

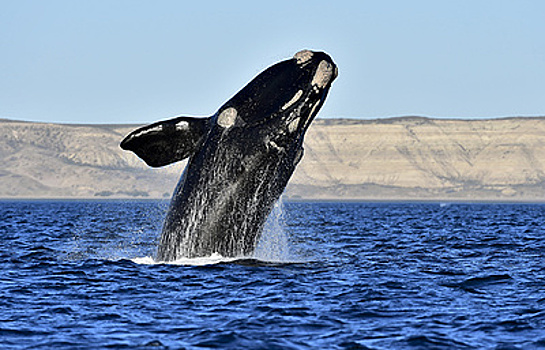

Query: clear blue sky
[[1, 0, 544, 124]]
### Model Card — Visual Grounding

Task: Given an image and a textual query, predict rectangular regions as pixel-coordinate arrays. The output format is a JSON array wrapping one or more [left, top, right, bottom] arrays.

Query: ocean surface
[[0, 200, 544, 349]]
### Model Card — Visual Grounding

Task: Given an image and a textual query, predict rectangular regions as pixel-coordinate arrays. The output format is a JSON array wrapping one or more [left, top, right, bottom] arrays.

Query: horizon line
[[2, 114, 545, 127]]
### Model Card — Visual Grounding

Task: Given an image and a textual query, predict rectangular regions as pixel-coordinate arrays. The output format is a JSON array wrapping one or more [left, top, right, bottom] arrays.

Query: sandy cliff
[[1, 117, 544, 201]]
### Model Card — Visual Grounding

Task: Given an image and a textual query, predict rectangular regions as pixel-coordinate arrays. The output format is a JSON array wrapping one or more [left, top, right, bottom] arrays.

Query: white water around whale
[[133, 197, 293, 265], [132, 253, 239, 266], [62, 196, 294, 266]]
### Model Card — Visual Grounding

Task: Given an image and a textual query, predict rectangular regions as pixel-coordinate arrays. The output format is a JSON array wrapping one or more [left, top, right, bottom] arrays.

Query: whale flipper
[[120, 116, 211, 167]]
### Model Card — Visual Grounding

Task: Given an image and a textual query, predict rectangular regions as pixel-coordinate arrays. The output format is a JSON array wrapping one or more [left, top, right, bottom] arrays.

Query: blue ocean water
[[0, 200, 544, 349]]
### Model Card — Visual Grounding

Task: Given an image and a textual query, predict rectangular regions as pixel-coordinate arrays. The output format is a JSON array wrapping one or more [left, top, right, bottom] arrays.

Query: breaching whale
[[121, 50, 337, 261]]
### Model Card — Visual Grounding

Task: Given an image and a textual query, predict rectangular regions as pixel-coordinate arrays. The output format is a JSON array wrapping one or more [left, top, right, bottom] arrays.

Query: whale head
[[213, 50, 338, 144], [121, 50, 337, 167]]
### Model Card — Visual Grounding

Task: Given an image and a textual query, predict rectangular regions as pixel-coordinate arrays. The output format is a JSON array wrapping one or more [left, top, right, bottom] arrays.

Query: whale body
[[121, 50, 337, 261]]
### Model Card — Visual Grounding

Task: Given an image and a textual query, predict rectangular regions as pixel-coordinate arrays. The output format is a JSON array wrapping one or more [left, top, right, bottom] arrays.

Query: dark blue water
[[1, 200, 544, 349]]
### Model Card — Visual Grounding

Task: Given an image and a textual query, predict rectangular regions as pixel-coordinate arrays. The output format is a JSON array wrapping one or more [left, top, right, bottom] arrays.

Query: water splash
[[133, 197, 294, 265], [158, 146, 296, 260], [63, 196, 293, 264], [253, 197, 291, 262]]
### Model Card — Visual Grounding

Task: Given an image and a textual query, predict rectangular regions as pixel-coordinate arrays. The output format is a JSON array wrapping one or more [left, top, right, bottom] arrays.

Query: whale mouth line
[[243, 80, 329, 131]]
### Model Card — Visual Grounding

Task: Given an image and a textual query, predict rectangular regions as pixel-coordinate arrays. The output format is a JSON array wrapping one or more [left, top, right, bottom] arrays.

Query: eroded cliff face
[[0, 120, 183, 198], [1, 117, 544, 200], [288, 117, 545, 200]]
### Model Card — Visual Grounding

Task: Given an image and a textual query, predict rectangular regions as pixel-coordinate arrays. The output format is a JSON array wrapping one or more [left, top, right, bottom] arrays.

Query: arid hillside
[[1, 117, 544, 201]]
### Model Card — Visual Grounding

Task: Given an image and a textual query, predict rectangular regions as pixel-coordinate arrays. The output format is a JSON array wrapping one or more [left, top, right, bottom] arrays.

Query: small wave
[[459, 274, 513, 289]]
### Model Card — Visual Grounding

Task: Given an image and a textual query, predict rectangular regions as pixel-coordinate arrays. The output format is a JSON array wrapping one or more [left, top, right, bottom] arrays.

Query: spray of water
[[133, 197, 293, 266], [253, 197, 291, 262]]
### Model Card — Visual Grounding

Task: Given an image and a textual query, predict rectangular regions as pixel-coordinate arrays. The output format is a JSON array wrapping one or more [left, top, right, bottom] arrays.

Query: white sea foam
[[132, 253, 240, 266]]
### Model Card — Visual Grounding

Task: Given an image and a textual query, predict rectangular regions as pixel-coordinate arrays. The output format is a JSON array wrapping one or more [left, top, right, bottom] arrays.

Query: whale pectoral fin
[[120, 116, 211, 167]]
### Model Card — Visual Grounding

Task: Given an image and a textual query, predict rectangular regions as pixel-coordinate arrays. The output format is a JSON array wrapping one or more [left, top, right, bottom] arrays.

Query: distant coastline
[[2, 116, 545, 202]]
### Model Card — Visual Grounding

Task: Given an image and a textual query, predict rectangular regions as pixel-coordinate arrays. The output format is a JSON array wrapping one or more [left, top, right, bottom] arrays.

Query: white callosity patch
[[176, 121, 189, 131], [311, 60, 334, 90], [284, 95, 311, 134], [282, 90, 303, 111], [131, 126, 163, 139], [293, 50, 313, 64], [267, 139, 283, 152], [217, 107, 237, 128], [288, 118, 300, 134]]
